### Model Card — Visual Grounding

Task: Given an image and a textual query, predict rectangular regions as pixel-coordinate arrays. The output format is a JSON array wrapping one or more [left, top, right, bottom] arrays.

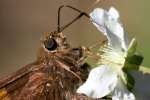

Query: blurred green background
[[0, 0, 150, 76]]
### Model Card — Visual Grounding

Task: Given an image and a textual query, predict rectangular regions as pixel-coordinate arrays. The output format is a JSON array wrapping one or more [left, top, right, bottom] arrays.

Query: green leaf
[[120, 70, 135, 91], [124, 53, 143, 70], [124, 38, 144, 70], [127, 38, 137, 57]]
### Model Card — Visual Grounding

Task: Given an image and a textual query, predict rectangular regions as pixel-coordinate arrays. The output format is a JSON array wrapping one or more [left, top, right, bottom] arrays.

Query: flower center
[[99, 45, 125, 70]]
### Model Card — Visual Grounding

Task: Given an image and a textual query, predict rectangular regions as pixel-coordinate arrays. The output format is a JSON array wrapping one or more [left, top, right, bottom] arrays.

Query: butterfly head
[[41, 31, 69, 52]]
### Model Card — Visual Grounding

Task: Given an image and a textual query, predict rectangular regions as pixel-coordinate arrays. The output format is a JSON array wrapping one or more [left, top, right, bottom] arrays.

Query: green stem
[[139, 66, 150, 74]]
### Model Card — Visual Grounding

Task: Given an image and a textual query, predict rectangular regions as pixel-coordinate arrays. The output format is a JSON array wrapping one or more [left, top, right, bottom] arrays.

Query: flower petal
[[90, 8, 106, 34], [108, 7, 119, 20], [90, 7, 129, 51], [112, 78, 136, 100], [77, 65, 118, 98]]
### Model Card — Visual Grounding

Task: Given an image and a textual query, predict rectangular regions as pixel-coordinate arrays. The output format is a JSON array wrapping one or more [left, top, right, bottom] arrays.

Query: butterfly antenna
[[57, 5, 90, 32]]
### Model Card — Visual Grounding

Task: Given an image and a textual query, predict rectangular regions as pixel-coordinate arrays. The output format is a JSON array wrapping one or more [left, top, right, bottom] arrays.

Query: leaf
[[122, 70, 135, 91], [124, 53, 143, 70], [120, 70, 135, 91], [127, 38, 137, 57]]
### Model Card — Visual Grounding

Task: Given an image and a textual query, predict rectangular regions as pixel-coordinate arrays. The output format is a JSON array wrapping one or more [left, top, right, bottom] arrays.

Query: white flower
[[76, 7, 138, 100]]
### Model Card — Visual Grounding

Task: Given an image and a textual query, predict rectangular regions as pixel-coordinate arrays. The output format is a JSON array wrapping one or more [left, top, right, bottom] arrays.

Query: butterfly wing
[[0, 61, 61, 100], [0, 62, 42, 100], [0, 48, 90, 100]]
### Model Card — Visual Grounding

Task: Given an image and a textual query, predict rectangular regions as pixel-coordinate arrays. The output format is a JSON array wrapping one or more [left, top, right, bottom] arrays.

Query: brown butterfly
[[0, 5, 95, 100]]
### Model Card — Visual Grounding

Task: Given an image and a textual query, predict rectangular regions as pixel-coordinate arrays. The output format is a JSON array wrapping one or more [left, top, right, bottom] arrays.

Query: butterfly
[[0, 5, 94, 100]]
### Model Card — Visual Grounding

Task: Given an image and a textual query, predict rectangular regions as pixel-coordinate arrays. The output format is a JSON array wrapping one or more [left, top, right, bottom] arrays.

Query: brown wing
[[0, 48, 91, 100], [0, 61, 42, 100], [0, 60, 56, 100], [0, 60, 86, 100]]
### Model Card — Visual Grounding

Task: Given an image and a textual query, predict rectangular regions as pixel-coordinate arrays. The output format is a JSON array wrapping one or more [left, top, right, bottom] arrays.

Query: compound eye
[[44, 38, 58, 51]]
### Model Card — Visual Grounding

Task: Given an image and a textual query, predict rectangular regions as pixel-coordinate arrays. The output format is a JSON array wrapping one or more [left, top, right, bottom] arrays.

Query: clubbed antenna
[[57, 5, 90, 32]]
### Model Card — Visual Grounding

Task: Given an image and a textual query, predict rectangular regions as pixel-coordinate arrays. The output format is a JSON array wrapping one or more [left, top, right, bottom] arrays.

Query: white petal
[[90, 8, 106, 34], [77, 65, 118, 98], [112, 79, 136, 100], [108, 7, 119, 20], [90, 7, 129, 51]]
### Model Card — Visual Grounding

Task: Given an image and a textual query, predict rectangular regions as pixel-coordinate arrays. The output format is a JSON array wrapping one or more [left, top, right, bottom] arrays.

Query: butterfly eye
[[44, 38, 58, 51]]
